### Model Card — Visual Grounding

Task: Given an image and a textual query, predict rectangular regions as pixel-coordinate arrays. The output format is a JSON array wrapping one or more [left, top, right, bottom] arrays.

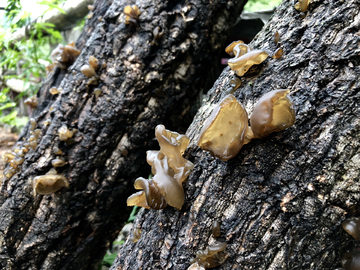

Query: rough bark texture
[[112, 0, 360, 269], [0, 0, 248, 269]]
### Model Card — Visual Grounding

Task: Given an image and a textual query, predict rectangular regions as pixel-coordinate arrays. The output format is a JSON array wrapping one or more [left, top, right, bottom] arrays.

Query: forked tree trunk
[[0, 0, 247, 269], [111, 0, 360, 269]]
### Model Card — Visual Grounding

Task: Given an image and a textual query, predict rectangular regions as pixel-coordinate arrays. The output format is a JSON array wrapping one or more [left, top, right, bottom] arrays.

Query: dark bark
[[112, 0, 360, 269], [0, 0, 247, 269]]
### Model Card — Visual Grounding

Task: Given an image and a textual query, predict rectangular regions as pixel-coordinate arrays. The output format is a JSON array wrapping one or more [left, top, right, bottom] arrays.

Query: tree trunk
[[111, 0, 360, 269], [0, 0, 247, 269]]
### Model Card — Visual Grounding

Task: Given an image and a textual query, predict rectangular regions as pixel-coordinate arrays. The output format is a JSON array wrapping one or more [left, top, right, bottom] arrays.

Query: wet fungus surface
[[123, 5, 141, 25], [249, 89, 295, 139], [33, 168, 69, 195], [227, 49, 269, 77], [24, 96, 38, 108], [50, 41, 81, 70], [130, 228, 142, 243], [197, 94, 251, 161], [212, 220, 221, 237], [273, 48, 284, 59], [342, 251, 360, 270], [80, 64, 96, 78], [127, 125, 193, 210], [342, 217, 360, 241], [58, 125, 76, 141], [188, 242, 228, 269]]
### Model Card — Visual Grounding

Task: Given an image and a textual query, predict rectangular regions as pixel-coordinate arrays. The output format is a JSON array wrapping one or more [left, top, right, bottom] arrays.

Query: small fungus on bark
[[88, 56, 99, 70], [151, 26, 164, 45], [51, 42, 81, 70], [342, 217, 360, 241], [130, 228, 142, 243], [127, 125, 193, 210], [227, 49, 269, 77], [295, 0, 310, 13], [123, 5, 141, 25], [80, 64, 96, 78], [58, 125, 76, 141], [24, 96, 38, 108], [197, 94, 251, 161], [342, 251, 360, 270], [212, 220, 221, 237], [49, 87, 60, 95], [249, 89, 295, 139], [32, 168, 69, 195], [51, 156, 67, 167], [225, 40, 244, 57], [188, 242, 228, 269], [53, 146, 64, 155], [274, 31, 280, 44], [272, 48, 284, 59]]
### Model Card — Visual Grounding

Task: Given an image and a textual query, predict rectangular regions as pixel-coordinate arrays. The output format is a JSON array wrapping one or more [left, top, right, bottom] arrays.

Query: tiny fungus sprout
[[123, 5, 141, 25], [342, 217, 360, 241]]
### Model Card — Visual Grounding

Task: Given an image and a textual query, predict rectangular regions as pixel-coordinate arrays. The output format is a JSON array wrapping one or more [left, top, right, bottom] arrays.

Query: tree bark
[[112, 0, 360, 269], [0, 0, 247, 269]]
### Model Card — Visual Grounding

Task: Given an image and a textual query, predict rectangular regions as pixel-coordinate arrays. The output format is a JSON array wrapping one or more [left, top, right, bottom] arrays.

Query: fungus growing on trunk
[[188, 242, 228, 269], [273, 48, 284, 59], [88, 56, 99, 70], [24, 96, 38, 108], [130, 228, 142, 243], [274, 31, 280, 44], [33, 168, 69, 195], [58, 125, 76, 141], [227, 49, 269, 77], [51, 156, 67, 167], [295, 0, 310, 13], [127, 125, 193, 210], [197, 94, 251, 161], [80, 64, 96, 78], [123, 5, 141, 25], [342, 251, 360, 270], [49, 87, 60, 95], [212, 220, 221, 237], [225, 40, 244, 57], [151, 26, 164, 46], [51, 42, 81, 69], [249, 89, 295, 139], [342, 217, 360, 240]]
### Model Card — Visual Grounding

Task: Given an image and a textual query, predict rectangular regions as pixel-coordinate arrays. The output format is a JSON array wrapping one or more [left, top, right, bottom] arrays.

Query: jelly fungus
[[197, 94, 251, 161], [342, 217, 360, 241], [189, 242, 228, 269], [127, 125, 193, 210], [33, 169, 69, 195], [80, 64, 96, 78], [51, 42, 81, 69], [123, 5, 141, 25], [249, 89, 295, 139]]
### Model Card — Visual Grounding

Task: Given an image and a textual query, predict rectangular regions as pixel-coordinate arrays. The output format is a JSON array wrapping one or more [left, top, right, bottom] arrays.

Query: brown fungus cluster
[[123, 5, 141, 25], [127, 125, 194, 210], [58, 124, 77, 141], [32, 168, 69, 195], [226, 41, 268, 77], [49, 87, 61, 95], [2, 119, 42, 179], [198, 90, 295, 161], [188, 242, 228, 269], [24, 96, 38, 109], [50, 41, 81, 70]]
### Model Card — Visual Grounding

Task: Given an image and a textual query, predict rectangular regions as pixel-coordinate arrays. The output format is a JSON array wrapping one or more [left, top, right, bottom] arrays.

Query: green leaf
[[0, 102, 16, 111], [37, 1, 66, 14]]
